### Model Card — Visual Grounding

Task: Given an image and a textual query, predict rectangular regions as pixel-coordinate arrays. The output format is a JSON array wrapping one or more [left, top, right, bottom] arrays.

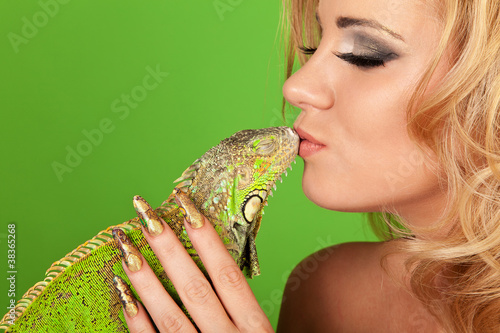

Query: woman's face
[[284, 0, 449, 224]]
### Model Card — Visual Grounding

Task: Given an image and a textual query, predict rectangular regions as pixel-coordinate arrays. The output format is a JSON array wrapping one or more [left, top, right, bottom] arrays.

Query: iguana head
[[173, 127, 299, 277]]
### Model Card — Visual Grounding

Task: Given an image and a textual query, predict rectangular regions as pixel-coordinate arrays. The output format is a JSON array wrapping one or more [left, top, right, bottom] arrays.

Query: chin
[[301, 174, 341, 211], [301, 170, 380, 214]]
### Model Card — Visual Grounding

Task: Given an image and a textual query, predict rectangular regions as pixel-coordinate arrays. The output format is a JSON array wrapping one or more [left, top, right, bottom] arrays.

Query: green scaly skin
[[0, 127, 299, 332]]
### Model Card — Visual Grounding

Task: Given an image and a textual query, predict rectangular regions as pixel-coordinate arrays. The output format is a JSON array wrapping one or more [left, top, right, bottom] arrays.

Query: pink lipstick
[[295, 127, 326, 158]]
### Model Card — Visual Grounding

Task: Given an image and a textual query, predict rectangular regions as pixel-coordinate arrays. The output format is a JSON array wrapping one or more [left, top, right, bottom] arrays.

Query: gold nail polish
[[133, 195, 164, 236], [112, 228, 143, 272], [112, 275, 139, 318], [173, 187, 204, 229]]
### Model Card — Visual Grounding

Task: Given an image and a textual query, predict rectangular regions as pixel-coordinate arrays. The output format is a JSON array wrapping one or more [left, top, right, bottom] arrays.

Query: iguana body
[[0, 127, 299, 332]]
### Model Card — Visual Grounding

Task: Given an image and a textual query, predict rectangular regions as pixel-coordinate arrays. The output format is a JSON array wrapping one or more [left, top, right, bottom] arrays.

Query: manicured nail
[[133, 195, 164, 236], [112, 275, 139, 318], [173, 188, 204, 229], [112, 228, 143, 272]]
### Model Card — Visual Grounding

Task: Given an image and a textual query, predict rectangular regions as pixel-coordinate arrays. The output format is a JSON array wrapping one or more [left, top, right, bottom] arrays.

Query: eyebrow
[[314, 12, 405, 42], [336, 16, 404, 41]]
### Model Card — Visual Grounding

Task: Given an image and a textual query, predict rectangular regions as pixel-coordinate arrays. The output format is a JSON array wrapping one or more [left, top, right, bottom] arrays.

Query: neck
[[388, 187, 451, 241]]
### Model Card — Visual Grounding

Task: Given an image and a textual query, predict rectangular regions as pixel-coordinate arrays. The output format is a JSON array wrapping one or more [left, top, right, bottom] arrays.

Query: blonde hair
[[281, 0, 500, 332]]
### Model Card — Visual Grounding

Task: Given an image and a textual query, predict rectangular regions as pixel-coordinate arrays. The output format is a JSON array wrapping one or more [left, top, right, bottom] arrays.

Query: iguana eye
[[251, 136, 277, 155]]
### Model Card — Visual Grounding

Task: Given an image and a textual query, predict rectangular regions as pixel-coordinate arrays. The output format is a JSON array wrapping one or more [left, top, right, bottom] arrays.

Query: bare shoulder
[[276, 241, 442, 332], [277, 241, 385, 332]]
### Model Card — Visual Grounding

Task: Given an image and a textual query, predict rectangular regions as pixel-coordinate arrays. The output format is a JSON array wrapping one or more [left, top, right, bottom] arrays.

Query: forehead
[[317, 0, 442, 29], [317, 0, 444, 49]]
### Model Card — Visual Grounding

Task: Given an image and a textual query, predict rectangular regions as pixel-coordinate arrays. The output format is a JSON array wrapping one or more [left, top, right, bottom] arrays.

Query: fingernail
[[133, 195, 164, 236], [112, 275, 139, 318], [112, 228, 143, 272], [173, 187, 204, 229]]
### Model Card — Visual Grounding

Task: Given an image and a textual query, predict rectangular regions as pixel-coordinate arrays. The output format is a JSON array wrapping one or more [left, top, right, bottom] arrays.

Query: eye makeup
[[335, 32, 399, 68], [299, 12, 405, 69], [298, 30, 400, 69]]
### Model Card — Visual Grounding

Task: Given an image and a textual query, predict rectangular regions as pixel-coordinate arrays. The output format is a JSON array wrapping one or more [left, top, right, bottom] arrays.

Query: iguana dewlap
[[0, 127, 299, 332]]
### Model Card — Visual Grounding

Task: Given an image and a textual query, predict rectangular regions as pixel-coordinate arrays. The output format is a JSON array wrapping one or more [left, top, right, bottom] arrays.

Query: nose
[[282, 55, 335, 111]]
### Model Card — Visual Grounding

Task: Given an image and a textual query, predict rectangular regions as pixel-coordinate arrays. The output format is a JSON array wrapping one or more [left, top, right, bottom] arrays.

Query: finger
[[174, 189, 273, 332], [123, 261, 197, 333], [113, 227, 197, 333], [112, 275, 156, 333], [134, 195, 238, 333]]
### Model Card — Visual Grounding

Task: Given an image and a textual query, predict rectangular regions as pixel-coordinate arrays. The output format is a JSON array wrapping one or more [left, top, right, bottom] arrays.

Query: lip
[[294, 127, 326, 158]]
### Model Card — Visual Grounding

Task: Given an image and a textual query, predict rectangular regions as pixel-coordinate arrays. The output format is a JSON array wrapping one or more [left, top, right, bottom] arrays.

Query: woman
[[114, 0, 500, 331]]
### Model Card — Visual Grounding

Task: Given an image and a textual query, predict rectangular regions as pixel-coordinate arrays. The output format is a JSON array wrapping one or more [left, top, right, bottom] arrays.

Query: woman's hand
[[112, 191, 273, 332]]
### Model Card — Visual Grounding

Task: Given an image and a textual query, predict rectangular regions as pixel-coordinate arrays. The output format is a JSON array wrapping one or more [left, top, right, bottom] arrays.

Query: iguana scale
[[0, 126, 299, 332]]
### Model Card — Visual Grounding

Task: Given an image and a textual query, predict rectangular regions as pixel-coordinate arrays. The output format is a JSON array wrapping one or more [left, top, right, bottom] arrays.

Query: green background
[[0, 0, 377, 329]]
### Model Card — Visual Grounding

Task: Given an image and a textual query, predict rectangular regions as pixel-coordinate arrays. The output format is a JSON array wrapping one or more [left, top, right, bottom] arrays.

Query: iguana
[[0, 126, 299, 332]]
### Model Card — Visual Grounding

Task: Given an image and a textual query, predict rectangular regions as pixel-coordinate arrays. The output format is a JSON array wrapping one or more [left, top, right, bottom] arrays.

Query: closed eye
[[335, 52, 386, 68], [299, 46, 396, 69], [335, 52, 397, 68]]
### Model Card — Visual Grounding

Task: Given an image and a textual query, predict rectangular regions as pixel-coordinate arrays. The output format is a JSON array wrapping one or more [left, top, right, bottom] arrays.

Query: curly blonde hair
[[281, 0, 500, 331]]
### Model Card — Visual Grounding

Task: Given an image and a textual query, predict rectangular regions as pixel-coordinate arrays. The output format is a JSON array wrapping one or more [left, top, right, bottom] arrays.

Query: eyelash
[[298, 46, 388, 69]]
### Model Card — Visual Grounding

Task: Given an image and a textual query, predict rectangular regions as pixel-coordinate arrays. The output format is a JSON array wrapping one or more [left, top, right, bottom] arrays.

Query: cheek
[[338, 71, 413, 128], [332, 78, 414, 163]]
